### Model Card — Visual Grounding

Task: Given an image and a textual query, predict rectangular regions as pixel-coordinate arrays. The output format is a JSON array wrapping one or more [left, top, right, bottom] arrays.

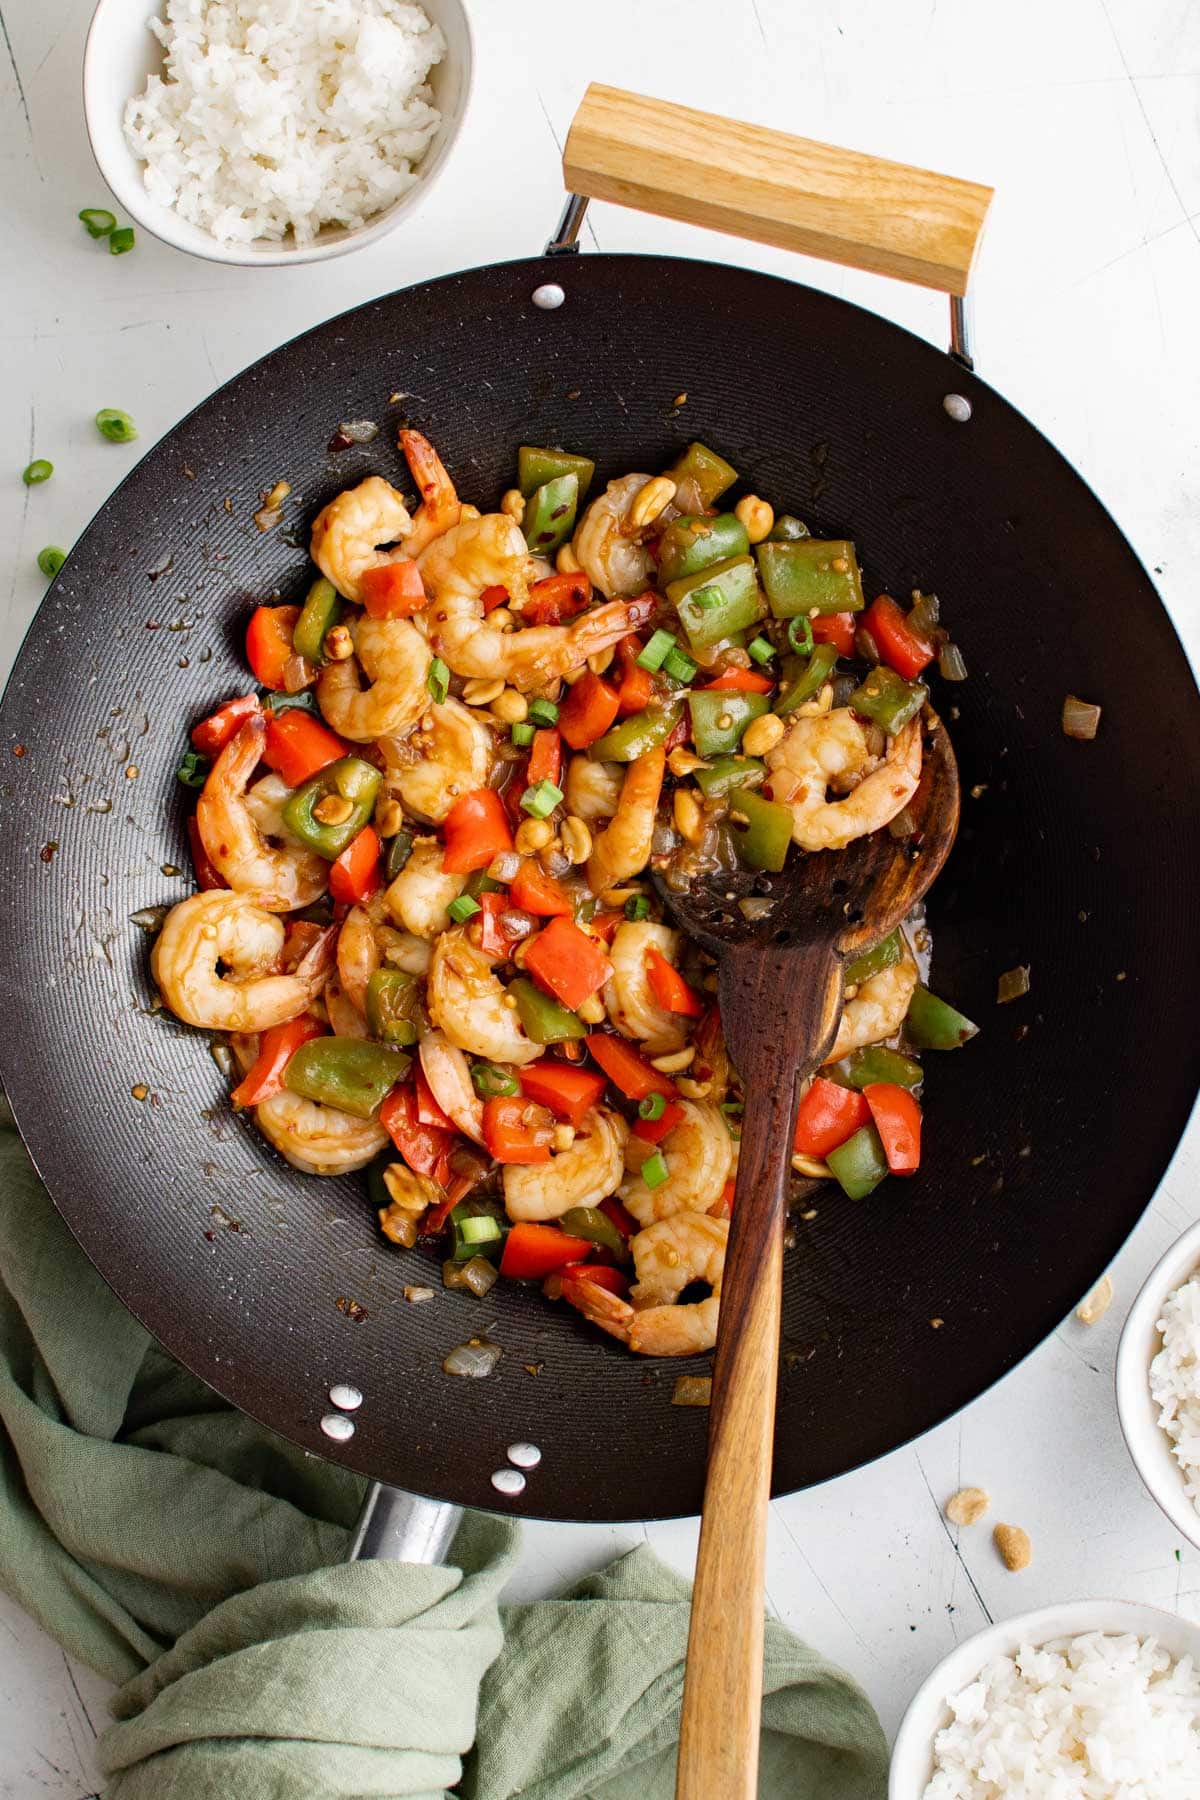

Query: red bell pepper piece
[[863, 594, 934, 680], [523, 570, 592, 625], [703, 666, 774, 694], [328, 826, 382, 906], [245, 604, 302, 691], [442, 788, 514, 874], [509, 858, 573, 918], [864, 1082, 922, 1174], [559, 671, 621, 749], [263, 709, 350, 789], [793, 1077, 871, 1160], [229, 1016, 325, 1110], [712, 1178, 736, 1218], [587, 909, 624, 945], [613, 634, 654, 714], [380, 1083, 455, 1178], [280, 919, 326, 969], [500, 1220, 593, 1278], [558, 1263, 628, 1296], [599, 1195, 638, 1240], [645, 947, 704, 1017], [524, 916, 614, 1012], [519, 1059, 607, 1127], [632, 1098, 685, 1145], [185, 815, 227, 891], [482, 1096, 554, 1165], [585, 1033, 676, 1102], [191, 693, 259, 758], [472, 892, 518, 956], [811, 612, 856, 657], [359, 559, 426, 619], [481, 584, 509, 615], [527, 727, 563, 788]]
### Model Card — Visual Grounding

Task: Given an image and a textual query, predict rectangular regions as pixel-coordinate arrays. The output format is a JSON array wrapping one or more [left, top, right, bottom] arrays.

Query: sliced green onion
[[641, 1149, 669, 1189], [527, 698, 560, 727], [520, 779, 564, 818], [175, 748, 209, 788], [22, 459, 53, 486], [636, 629, 676, 672], [638, 1092, 666, 1121], [471, 1063, 520, 1098], [95, 408, 137, 444], [78, 207, 117, 238], [747, 635, 775, 665], [625, 895, 650, 921], [459, 1214, 502, 1245], [447, 894, 481, 923], [427, 656, 450, 704], [787, 617, 814, 656], [662, 646, 698, 683], [36, 546, 66, 577], [511, 721, 535, 747], [109, 226, 135, 255]]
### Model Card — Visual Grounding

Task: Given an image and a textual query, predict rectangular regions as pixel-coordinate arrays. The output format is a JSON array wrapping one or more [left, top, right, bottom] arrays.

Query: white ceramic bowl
[[1116, 1217, 1200, 1554], [82, 0, 473, 267], [890, 1598, 1200, 1797]]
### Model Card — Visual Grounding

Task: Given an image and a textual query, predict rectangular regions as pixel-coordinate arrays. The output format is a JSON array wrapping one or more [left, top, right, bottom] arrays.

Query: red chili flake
[[40, 841, 58, 863], [336, 1295, 368, 1323], [327, 429, 353, 452], [12, 745, 25, 757]]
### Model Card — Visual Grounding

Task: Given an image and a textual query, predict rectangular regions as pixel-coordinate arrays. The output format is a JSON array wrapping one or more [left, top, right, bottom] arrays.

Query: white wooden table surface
[[2, 0, 1199, 1788]]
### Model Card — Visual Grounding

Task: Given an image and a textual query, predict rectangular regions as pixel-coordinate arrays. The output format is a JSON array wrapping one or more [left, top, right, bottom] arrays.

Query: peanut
[[490, 688, 528, 724], [559, 815, 592, 865], [993, 1523, 1032, 1571], [628, 475, 677, 531], [462, 676, 505, 707], [734, 494, 774, 544], [500, 488, 525, 524], [312, 793, 354, 826], [741, 712, 785, 757], [324, 623, 354, 661], [515, 818, 554, 853], [651, 1046, 695, 1073], [945, 1487, 990, 1528], [673, 787, 704, 845], [1076, 1274, 1113, 1325], [556, 543, 582, 574]]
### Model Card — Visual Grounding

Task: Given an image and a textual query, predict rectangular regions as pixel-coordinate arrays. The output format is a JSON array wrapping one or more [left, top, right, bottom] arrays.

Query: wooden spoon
[[665, 708, 960, 1800]]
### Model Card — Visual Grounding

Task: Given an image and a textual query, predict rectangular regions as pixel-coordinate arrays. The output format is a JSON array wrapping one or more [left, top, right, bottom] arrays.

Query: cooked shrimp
[[825, 948, 919, 1064], [503, 1107, 628, 1221], [385, 838, 466, 938], [565, 754, 622, 823], [604, 920, 688, 1053], [317, 613, 431, 743], [765, 710, 922, 851], [562, 1214, 728, 1356], [325, 979, 369, 1039], [337, 900, 383, 1012], [243, 772, 301, 843], [396, 428, 462, 558], [381, 697, 494, 825], [254, 1089, 386, 1176], [587, 748, 665, 894], [426, 926, 540, 1066], [310, 475, 414, 604], [419, 514, 640, 692], [620, 1098, 732, 1224], [195, 716, 327, 912], [418, 1031, 485, 1144], [572, 473, 656, 597], [151, 891, 334, 1032]]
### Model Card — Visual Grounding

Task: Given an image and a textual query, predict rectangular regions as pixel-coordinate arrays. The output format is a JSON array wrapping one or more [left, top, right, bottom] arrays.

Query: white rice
[[1151, 1266, 1200, 1514], [123, 0, 445, 245], [924, 1632, 1200, 1798]]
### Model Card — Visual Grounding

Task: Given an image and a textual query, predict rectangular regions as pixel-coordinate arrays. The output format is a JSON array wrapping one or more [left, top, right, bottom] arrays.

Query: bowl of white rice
[[1117, 1216, 1200, 1556], [890, 1599, 1200, 1797], [83, 0, 472, 265]]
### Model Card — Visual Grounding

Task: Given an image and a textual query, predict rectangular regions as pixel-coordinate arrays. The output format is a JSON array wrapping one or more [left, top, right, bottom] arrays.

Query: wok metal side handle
[[348, 1481, 462, 1565]]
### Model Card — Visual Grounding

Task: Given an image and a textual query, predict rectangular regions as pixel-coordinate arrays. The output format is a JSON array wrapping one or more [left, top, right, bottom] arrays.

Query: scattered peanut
[[559, 815, 592, 865], [741, 712, 785, 757], [651, 1046, 696, 1074], [561, 665, 586, 685], [264, 479, 291, 509], [1076, 1273, 1114, 1325], [490, 687, 528, 724], [552, 1124, 576, 1152], [791, 1153, 831, 1179], [676, 1076, 712, 1099], [734, 494, 775, 544], [945, 1486, 990, 1528], [374, 795, 404, 838], [515, 818, 554, 854], [403, 1285, 436, 1304], [587, 646, 615, 675], [577, 993, 607, 1025], [312, 793, 354, 826], [556, 542, 582, 574], [489, 607, 516, 633], [668, 746, 708, 778], [500, 488, 525, 524], [673, 787, 704, 845], [629, 475, 677, 531], [382, 1164, 439, 1215], [324, 623, 354, 661], [993, 1523, 1032, 1572], [462, 676, 505, 707]]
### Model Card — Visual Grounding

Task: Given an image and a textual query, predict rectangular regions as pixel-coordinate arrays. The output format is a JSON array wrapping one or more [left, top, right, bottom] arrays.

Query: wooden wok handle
[[563, 83, 992, 296]]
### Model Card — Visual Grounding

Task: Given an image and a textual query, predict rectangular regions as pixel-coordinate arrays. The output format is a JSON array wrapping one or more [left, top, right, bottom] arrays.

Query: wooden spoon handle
[[675, 942, 843, 1800]]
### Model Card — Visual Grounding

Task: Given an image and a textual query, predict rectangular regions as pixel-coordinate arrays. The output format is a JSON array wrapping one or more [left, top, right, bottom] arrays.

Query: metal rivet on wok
[[320, 1413, 356, 1443], [943, 393, 972, 423], [491, 1467, 526, 1497], [328, 1383, 363, 1412], [532, 283, 566, 311], [507, 1442, 542, 1469]]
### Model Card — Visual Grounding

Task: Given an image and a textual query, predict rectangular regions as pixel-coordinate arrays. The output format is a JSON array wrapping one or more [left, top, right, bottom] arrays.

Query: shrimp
[[572, 473, 657, 598], [503, 1108, 628, 1221], [151, 891, 334, 1032], [604, 920, 689, 1053], [620, 1099, 732, 1224], [254, 1089, 386, 1176], [765, 710, 922, 852], [325, 979, 369, 1038], [426, 926, 541, 1066], [419, 514, 641, 693], [825, 949, 919, 1064], [381, 697, 494, 825], [418, 1031, 486, 1144], [243, 772, 302, 843], [310, 475, 415, 604], [316, 613, 431, 743], [195, 716, 327, 912], [564, 754, 622, 823], [396, 428, 463, 558], [337, 900, 384, 1012], [562, 1215, 728, 1356], [385, 838, 466, 938], [586, 747, 665, 894]]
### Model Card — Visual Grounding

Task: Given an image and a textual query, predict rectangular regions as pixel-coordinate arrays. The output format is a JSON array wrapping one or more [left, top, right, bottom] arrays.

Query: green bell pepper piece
[[687, 690, 769, 757], [518, 446, 595, 501], [508, 976, 585, 1044], [775, 644, 839, 715], [450, 1196, 509, 1262], [666, 441, 738, 508], [728, 785, 793, 872], [843, 929, 901, 987], [465, 868, 503, 898], [292, 576, 341, 664], [284, 1038, 410, 1119], [282, 756, 381, 859], [589, 700, 684, 762], [558, 1206, 627, 1258], [905, 986, 979, 1051], [385, 830, 414, 880], [365, 969, 420, 1046], [841, 1044, 924, 1091], [667, 556, 764, 651], [523, 473, 579, 556], [656, 513, 750, 585], [768, 513, 809, 542], [755, 539, 865, 617], [849, 665, 927, 736], [826, 1124, 890, 1200], [694, 755, 766, 798]]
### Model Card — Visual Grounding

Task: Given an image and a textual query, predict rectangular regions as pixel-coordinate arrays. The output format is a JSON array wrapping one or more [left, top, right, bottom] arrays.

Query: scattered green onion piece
[[427, 656, 450, 704], [625, 895, 650, 921], [527, 698, 560, 727], [78, 207, 117, 238], [747, 635, 775, 665], [638, 1092, 666, 1122], [175, 748, 209, 788], [109, 227, 135, 255], [641, 1150, 669, 1189], [520, 779, 564, 819], [511, 721, 535, 748], [788, 617, 814, 656], [36, 546, 66, 578], [636, 629, 676, 672], [720, 1099, 745, 1115], [95, 408, 137, 444], [22, 459, 53, 486], [459, 1214, 502, 1245], [662, 646, 698, 683], [470, 1062, 520, 1098], [447, 894, 481, 924]]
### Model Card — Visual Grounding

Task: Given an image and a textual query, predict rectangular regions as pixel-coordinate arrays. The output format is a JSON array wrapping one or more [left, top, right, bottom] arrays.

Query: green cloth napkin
[[0, 1099, 888, 1798]]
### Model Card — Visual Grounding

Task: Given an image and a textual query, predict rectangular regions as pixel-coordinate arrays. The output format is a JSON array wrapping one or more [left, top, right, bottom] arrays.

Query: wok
[[0, 87, 1196, 1530]]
